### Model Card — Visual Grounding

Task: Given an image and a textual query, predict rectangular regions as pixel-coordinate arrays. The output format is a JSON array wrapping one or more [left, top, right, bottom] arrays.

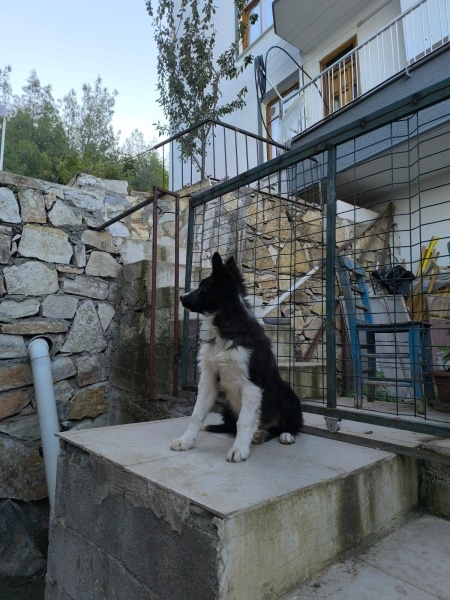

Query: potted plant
[[432, 340, 450, 411]]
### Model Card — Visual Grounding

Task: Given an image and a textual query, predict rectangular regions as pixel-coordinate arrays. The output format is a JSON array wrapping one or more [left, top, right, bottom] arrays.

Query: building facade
[[172, 0, 450, 267]]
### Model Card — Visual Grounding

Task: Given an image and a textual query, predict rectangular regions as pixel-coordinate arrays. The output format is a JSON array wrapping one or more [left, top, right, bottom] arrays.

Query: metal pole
[[326, 146, 337, 409], [173, 192, 180, 397], [181, 204, 196, 387], [0, 117, 6, 171], [148, 187, 181, 399], [148, 187, 159, 400]]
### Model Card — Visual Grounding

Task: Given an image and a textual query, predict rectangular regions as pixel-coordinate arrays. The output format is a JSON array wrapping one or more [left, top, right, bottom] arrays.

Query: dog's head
[[180, 252, 246, 315]]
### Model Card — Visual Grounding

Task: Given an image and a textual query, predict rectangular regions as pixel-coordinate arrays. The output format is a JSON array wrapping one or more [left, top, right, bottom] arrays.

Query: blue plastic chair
[[336, 255, 433, 408]]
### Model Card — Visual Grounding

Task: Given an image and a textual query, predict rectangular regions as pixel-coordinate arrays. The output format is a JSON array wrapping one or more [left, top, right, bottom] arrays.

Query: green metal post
[[181, 203, 196, 386], [326, 146, 337, 409]]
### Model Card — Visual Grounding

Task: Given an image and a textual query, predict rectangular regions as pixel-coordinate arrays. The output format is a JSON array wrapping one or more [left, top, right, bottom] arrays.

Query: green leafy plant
[[145, 0, 256, 178]]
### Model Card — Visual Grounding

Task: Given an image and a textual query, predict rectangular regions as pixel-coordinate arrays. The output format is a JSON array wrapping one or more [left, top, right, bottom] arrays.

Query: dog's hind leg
[[279, 381, 303, 445], [171, 369, 217, 452], [252, 429, 270, 444], [227, 382, 262, 462]]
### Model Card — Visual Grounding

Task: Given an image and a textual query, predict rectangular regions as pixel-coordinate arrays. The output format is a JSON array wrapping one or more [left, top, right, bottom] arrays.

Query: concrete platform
[[286, 513, 450, 600], [46, 415, 419, 600]]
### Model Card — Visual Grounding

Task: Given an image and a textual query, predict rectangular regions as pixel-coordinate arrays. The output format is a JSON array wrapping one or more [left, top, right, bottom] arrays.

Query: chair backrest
[[335, 255, 373, 327]]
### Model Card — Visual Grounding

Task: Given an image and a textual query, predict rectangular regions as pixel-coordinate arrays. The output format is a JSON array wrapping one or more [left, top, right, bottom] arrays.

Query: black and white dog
[[171, 252, 303, 462]]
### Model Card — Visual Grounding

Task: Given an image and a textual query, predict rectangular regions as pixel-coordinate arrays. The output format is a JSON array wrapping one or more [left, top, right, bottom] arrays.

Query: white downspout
[[28, 337, 60, 511]]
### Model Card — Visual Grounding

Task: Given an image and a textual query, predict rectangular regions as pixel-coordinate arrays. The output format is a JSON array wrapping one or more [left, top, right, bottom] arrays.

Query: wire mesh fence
[[181, 94, 450, 435]]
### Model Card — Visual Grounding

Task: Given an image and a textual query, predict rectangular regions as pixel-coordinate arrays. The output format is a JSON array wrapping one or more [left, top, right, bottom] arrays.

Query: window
[[320, 37, 359, 116], [242, 0, 274, 50], [266, 82, 299, 156]]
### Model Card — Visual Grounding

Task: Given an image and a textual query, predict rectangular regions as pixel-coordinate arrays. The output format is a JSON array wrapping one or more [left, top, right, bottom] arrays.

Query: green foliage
[[0, 65, 12, 108], [0, 66, 166, 191], [60, 76, 120, 163], [145, 0, 254, 177], [121, 129, 168, 191]]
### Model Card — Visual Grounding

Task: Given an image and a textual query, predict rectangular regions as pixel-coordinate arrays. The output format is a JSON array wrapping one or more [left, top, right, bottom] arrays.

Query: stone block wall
[[0, 170, 172, 585]]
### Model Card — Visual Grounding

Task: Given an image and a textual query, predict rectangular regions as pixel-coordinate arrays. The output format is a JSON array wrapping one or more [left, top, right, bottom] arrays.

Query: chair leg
[[366, 331, 377, 402], [353, 329, 363, 408], [421, 326, 435, 402], [409, 325, 424, 413]]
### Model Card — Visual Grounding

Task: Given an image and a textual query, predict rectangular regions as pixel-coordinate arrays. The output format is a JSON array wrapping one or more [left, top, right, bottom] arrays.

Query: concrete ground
[[49, 412, 449, 600], [285, 513, 450, 600]]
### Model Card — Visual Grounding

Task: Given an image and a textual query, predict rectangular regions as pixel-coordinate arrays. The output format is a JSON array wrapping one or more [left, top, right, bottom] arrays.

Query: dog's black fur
[[173, 252, 302, 461]]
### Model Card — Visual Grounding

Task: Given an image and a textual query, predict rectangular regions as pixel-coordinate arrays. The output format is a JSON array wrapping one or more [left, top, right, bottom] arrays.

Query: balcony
[[275, 0, 450, 143], [273, 0, 370, 53]]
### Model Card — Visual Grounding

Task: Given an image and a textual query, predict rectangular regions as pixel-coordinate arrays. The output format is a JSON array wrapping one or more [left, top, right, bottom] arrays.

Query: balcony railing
[[280, 0, 450, 143]]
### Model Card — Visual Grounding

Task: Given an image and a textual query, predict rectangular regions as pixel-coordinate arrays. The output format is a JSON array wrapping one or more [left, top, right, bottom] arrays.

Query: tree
[[145, 0, 255, 178], [0, 65, 12, 109], [2, 68, 167, 190], [4, 72, 69, 181], [60, 75, 120, 167], [121, 129, 168, 191]]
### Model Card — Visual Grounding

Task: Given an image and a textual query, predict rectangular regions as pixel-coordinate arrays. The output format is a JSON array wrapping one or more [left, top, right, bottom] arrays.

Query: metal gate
[[181, 76, 450, 437]]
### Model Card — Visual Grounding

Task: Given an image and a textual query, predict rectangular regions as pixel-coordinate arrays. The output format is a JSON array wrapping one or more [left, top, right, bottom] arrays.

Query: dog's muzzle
[[179, 292, 190, 309]]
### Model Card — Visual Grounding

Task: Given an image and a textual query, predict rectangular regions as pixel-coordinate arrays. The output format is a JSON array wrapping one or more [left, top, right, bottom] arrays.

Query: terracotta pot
[[431, 370, 450, 412]]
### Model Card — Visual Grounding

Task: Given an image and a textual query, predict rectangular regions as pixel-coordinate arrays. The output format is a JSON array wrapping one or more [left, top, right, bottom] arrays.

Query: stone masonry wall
[[0, 171, 157, 507], [0, 170, 168, 585]]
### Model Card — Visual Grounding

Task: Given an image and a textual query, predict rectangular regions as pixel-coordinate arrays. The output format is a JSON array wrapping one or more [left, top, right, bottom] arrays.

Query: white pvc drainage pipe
[[28, 336, 60, 511]]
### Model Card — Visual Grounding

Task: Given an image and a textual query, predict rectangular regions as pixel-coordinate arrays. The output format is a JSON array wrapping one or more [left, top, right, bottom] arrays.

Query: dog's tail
[[281, 380, 304, 434]]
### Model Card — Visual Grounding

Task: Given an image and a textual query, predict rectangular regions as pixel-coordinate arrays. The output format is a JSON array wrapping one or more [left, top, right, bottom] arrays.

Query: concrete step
[[46, 414, 419, 600], [264, 322, 295, 363], [284, 512, 450, 600], [263, 321, 326, 398], [278, 361, 326, 399]]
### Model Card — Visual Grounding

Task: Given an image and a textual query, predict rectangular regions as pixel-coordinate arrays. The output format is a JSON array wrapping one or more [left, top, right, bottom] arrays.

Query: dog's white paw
[[226, 445, 250, 463], [171, 438, 195, 451], [279, 432, 295, 445]]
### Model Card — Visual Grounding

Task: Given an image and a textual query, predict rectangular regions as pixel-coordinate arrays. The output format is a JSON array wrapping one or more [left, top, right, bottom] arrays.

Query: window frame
[[241, 0, 273, 51], [265, 81, 300, 157], [320, 36, 359, 117]]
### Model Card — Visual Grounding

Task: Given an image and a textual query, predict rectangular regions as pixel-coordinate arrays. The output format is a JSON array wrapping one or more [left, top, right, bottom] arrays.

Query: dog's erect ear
[[224, 256, 246, 291], [224, 256, 236, 268], [212, 252, 223, 273]]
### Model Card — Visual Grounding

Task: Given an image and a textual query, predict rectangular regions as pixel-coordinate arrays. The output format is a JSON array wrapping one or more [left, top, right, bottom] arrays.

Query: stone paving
[[286, 513, 450, 600]]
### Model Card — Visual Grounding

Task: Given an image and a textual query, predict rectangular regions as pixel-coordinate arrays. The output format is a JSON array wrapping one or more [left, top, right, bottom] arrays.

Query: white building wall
[[394, 173, 450, 270], [200, 0, 407, 166], [300, 0, 402, 85], [211, 3, 301, 138]]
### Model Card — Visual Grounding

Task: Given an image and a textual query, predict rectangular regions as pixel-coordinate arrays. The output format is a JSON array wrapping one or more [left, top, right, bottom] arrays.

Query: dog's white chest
[[198, 327, 252, 414]]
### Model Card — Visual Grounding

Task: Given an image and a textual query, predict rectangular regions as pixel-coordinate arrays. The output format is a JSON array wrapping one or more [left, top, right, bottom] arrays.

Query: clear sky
[[2, 0, 165, 145]]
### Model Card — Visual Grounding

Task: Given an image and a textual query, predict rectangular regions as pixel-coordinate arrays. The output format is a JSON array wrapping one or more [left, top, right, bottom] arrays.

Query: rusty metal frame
[[148, 187, 180, 400]]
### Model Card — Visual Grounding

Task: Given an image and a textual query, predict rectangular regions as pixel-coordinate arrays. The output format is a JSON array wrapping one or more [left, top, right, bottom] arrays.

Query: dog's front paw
[[226, 445, 250, 463], [171, 437, 195, 451], [279, 432, 295, 444]]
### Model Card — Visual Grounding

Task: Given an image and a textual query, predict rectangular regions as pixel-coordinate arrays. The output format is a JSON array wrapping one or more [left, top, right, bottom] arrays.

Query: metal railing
[[281, 0, 450, 139]]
